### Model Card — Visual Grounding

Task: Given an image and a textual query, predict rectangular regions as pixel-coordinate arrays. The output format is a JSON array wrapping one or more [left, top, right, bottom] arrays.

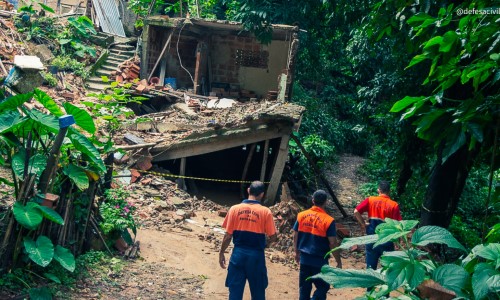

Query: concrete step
[[112, 44, 135, 51], [96, 68, 115, 77], [110, 49, 135, 57], [101, 64, 119, 72], [86, 82, 111, 92], [108, 53, 134, 61], [87, 76, 108, 84], [104, 59, 122, 68]]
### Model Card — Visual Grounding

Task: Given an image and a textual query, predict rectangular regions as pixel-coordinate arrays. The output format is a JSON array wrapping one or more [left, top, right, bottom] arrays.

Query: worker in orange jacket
[[354, 180, 402, 269]]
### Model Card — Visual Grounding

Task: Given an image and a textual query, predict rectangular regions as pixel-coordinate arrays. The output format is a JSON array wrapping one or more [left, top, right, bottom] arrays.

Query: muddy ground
[[56, 154, 369, 300]]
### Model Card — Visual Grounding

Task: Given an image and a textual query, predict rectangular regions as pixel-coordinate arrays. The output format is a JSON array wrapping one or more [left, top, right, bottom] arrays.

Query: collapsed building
[[113, 16, 304, 205]]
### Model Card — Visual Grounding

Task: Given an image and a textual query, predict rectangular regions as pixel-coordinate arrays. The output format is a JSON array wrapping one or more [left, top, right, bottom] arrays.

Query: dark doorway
[[156, 138, 281, 206]]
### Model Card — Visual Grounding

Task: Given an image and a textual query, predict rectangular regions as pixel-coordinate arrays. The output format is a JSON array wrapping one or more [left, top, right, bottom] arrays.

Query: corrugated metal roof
[[91, 0, 126, 37]]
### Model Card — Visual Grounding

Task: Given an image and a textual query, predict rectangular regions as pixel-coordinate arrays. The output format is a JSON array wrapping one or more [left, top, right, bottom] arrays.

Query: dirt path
[[64, 154, 368, 299]]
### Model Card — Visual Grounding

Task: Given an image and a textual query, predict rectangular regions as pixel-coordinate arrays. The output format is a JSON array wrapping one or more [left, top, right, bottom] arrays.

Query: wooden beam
[[290, 134, 348, 217], [193, 42, 202, 94], [277, 73, 287, 102], [140, 25, 150, 79], [260, 139, 269, 181], [265, 135, 290, 206], [159, 58, 167, 86], [179, 157, 186, 190], [152, 124, 291, 161], [241, 143, 257, 198]]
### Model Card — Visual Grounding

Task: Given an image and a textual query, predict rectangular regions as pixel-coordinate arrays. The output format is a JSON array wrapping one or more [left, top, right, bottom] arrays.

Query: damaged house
[[114, 16, 304, 205]]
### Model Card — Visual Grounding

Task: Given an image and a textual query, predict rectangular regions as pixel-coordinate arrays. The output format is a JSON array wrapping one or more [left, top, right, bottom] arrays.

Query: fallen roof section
[[115, 100, 304, 161]]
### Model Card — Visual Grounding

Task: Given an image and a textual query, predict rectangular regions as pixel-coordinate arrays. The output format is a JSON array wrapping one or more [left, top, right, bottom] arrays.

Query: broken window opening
[[235, 49, 269, 68]]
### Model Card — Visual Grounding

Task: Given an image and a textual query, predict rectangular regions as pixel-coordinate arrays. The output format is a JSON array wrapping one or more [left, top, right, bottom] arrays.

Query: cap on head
[[312, 190, 328, 206], [249, 181, 265, 196], [378, 180, 390, 194]]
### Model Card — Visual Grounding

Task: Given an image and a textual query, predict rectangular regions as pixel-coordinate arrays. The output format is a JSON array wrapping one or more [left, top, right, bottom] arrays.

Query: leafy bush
[[315, 218, 500, 299], [41, 71, 57, 87], [99, 188, 137, 244], [57, 16, 97, 57], [51, 56, 89, 79], [288, 133, 335, 185]]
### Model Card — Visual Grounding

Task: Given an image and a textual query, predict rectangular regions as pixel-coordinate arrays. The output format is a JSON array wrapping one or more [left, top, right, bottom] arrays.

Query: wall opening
[[156, 138, 281, 206]]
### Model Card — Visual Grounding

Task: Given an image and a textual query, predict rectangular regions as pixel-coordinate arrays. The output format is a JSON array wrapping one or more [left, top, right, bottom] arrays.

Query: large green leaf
[[411, 225, 466, 252], [23, 235, 54, 267], [438, 31, 458, 53], [386, 260, 426, 290], [311, 266, 386, 288], [0, 93, 33, 113], [28, 154, 47, 177], [432, 264, 469, 297], [13, 202, 43, 230], [63, 164, 89, 190], [35, 205, 64, 225], [63, 102, 96, 134], [472, 263, 498, 300], [34, 89, 64, 117], [28, 287, 52, 300], [54, 245, 75, 272], [26, 110, 60, 133], [0, 110, 22, 133], [390, 96, 426, 113], [68, 128, 105, 172], [11, 151, 47, 178], [330, 234, 378, 253], [486, 275, 500, 293], [43, 273, 61, 284], [11, 149, 26, 178], [471, 243, 500, 269]]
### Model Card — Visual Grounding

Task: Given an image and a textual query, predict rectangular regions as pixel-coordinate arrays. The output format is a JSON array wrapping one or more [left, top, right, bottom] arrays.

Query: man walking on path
[[354, 180, 402, 269], [293, 190, 342, 300], [219, 181, 277, 300]]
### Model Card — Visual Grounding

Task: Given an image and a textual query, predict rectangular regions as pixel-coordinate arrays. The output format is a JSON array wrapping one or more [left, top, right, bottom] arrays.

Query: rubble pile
[[113, 56, 140, 83], [268, 199, 303, 265], [125, 173, 224, 230]]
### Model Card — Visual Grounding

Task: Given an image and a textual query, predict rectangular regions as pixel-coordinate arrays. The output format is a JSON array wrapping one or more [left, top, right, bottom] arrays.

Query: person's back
[[354, 181, 401, 270], [293, 190, 341, 300], [224, 201, 274, 251], [219, 181, 277, 300]]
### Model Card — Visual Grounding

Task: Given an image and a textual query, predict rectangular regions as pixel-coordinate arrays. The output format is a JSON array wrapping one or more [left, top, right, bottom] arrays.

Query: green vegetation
[[99, 188, 138, 245], [51, 56, 90, 79], [314, 219, 500, 299]]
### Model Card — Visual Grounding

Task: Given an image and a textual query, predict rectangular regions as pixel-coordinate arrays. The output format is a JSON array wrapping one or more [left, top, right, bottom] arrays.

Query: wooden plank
[[240, 143, 257, 198], [260, 139, 269, 181], [159, 58, 167, 86], [264, 135, 290, 206], [152, 124, 292, 161], [193, 43, 203, 94], [124, 133, 146, 145], [290, 134, 348, 217], [179, 157, 186, 190]]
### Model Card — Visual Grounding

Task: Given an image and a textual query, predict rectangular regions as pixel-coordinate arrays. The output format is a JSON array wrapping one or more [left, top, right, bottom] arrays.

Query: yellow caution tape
[[131, 169, 269, 184]]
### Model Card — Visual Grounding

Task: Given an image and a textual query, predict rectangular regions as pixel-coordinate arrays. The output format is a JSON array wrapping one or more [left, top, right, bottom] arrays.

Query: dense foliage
[[315, 218, 500, 299]]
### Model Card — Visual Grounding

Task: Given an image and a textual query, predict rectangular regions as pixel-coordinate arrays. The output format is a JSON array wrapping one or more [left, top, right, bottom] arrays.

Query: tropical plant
[[0, 88, 106, 297], [57, 16, 97, 57], [99, 188, 137, 245], [314, 219, 500, 299]]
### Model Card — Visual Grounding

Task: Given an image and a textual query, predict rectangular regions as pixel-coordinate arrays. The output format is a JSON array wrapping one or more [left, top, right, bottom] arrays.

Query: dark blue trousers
[[225, 247, 268, 300], [299, 264, 330, 300], [366, 242, 394, 270]]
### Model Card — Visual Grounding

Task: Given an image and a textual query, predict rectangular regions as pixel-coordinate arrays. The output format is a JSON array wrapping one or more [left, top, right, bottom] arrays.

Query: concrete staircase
[[86, 43, 136, 93]]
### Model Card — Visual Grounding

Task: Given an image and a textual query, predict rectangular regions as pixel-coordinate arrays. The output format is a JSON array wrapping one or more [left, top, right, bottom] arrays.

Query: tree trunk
[[420, 143, 478, 227]]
